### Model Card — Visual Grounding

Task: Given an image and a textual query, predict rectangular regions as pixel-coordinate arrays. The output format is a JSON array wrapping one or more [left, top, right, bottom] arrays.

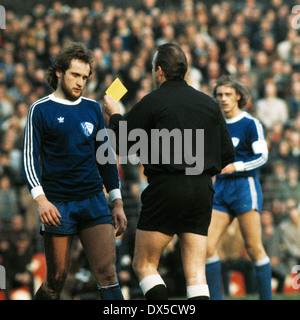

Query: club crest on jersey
[[81, 122, 94, 137], [232, 137, 240, 147]]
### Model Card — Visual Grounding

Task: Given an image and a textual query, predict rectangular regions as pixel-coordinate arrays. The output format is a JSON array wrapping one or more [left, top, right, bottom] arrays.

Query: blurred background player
[[206, 77, 272, 300]]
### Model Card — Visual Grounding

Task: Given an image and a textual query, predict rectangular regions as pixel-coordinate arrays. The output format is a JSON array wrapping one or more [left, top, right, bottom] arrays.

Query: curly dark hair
[[46, 42, 93, 90], [213, 77, 250, 109]]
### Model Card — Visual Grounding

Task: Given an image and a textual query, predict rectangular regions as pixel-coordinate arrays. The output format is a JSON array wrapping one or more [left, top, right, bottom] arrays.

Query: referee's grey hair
[[213, 77, 250, 109]]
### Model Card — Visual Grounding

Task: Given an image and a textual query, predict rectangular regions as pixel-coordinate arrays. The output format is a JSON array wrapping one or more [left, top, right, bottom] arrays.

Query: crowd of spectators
[[1, 0, 300, 299]]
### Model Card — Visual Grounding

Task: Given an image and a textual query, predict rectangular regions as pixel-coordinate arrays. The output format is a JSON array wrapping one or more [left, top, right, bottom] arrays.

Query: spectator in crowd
[[252, 50, 271, 96], [288, 42, 300, 71], [271, 199, 289, 226], [279, 206, 300, 269], [289, 129, 300, 162], [276, 139, 295, 165], [261, 209, 290, 293], [0, 83, 14, 127], [275, 165, 300, 204], [262, 159, 286, 208], [256, 79, 288, 130], [287, 80, 300, 119], [1, 230, 35, 299], [277, 28, 299, 61], [0, 175, 19, 227]]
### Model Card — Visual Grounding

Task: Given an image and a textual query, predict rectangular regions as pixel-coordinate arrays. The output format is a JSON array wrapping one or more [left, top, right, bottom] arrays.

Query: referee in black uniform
[[104, 43, 235, 300]]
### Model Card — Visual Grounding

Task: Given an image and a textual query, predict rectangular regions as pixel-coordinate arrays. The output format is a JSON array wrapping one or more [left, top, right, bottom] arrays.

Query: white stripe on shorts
[[248, 177, 258, 210]]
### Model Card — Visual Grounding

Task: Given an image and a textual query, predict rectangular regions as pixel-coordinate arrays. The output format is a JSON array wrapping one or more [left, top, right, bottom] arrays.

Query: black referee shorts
[[137, 172, 214, 236]]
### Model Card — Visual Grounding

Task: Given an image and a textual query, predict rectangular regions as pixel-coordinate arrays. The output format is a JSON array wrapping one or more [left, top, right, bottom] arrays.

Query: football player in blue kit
[[23, 43, 127, 300], [206, 78, 272, 300]]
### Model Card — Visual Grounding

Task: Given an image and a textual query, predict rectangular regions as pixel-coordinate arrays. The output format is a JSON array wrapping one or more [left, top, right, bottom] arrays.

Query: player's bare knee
[[132, 257, 147, 277], [95, 264, 117, 285], [132, 258, 156, 280], [102, 270, 116, 284], [132, 257, 141, 276], [206, 242, 217, 259], [132, 257, 150, 275], [245, 242, 265, 261]]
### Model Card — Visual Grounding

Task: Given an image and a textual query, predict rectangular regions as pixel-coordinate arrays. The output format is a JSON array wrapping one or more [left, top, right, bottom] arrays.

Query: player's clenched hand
[[35, 194, 62, 227], [111, 199, 127, 237]]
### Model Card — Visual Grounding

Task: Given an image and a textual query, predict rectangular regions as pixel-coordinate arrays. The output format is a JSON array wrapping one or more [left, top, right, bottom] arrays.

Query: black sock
[[34, 285, 60, 300], [145, 284, 168, 300]]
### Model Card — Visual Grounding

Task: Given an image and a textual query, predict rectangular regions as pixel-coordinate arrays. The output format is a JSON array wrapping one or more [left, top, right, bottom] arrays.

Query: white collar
[[49, 93, 82, 105], [225, 111, 246, 124]]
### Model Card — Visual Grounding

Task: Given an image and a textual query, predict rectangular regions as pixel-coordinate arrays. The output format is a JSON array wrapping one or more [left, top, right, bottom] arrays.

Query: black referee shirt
[[109, 80, 235, 177]]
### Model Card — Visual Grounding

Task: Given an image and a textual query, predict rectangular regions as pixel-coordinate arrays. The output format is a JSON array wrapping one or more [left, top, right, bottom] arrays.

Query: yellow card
[[105, 78, 128, 102]]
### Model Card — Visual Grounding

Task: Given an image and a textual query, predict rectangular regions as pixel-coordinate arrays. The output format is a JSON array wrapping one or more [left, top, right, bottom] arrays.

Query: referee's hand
[[103, 95, 121, 116]]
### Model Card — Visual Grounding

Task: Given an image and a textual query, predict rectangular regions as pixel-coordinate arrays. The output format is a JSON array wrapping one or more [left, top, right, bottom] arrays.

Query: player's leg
[[206, 209, 234, 258], [206, 210, 234, 300], [132, 229, 173, 300], [238, 210, 272, 300], [179, 232, 209, 299], [34, 233, 73, 300], [79, 223, 123, 300]]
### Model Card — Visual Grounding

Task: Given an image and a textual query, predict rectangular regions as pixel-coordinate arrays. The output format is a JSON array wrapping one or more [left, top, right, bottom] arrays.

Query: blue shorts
[[213, 176, 263, 216], [41, 192, 113, 235]]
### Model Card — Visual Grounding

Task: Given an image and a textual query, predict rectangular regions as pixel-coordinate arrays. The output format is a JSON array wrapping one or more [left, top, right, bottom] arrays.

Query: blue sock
[[206, 256, 223, 300], [255, 257, 272, 300], [98, 283, 124, 300]]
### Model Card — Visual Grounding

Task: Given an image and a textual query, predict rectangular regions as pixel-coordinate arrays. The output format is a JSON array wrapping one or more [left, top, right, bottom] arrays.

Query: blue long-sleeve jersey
[[218, 111, 268, 179], [23, 93, 120, 202]]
